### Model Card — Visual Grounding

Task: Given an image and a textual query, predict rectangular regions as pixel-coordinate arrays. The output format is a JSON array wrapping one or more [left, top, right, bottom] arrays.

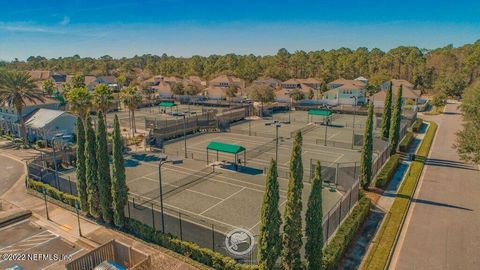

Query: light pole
[[75, 201, 82, 237], [42, 187, 50, 220], [265, 120, 285, 162], [350, 96, 358, 149], [173, 112, 187, 158], [158, 156, 183, 233], [51, 133, 64, 189]]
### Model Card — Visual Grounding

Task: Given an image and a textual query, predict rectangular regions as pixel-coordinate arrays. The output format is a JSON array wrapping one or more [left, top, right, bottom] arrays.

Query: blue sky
[[1, 0, 480, 61]]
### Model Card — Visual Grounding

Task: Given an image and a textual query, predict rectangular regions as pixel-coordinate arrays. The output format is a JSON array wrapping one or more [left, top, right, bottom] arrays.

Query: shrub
[[27, 179, 80, 208], [322, 196, 371, 270], [375, 154, 400, 188], [123, 219, 257, 270], [399, 132, 414, 152], [412, 118, 423, 133], [415, 121, 438, 161]]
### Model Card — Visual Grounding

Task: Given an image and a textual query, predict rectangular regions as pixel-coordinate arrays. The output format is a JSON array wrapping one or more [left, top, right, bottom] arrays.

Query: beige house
[[372, 79, 422, 108], [278, 79, 316, 101], [253, 77, 282, 89], [208, 75, 246, 89]]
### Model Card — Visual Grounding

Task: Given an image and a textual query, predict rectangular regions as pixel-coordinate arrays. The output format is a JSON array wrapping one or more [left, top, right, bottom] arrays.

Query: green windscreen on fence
[[207, 141, 246, 154], [308, 109, 332, 116], [159, 101, 176, 107]]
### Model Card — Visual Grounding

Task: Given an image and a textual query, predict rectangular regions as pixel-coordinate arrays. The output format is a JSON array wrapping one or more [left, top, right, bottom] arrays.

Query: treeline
[[5, 40, 480, 94]]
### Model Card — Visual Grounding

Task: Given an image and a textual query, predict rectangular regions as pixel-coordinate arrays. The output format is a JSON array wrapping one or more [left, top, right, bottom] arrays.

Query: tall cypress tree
[[282, 131, 304, 270], [111, 115, 128, 228], [381, 82, 393, 139], [389, 85, 403, 155], [305, 161, 323, 270], [75, 117, 88, 211], [258, 159, 282, 270], [96, 111, 113, 223], [85, 116, 100, 218], [361, 103, 374, 188]]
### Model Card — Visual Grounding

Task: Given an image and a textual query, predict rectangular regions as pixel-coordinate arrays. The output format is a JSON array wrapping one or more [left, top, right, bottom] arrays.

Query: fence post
[[349, 189, 352, 211], [326, 210, 330, 242], [339, 200, 342, 224], [211, 224, 215, 252], [179, 212, 183, 240], [151, 203, 155, 229], [335, 163, 339, 187], [68, 176, 73, 195]]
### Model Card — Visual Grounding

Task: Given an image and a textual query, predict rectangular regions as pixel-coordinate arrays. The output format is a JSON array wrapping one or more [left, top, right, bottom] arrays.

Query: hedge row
[[412, 118, 423, 133], [362, 161, 424, 270], [27, 179, 79, 208], [374, 154, 400, 188], [362, 121, 437, 270], [398, 132, 414, 152], [415, 121, 438, 162], [322, 196, 371, 270], [124, 218, 257, 270]]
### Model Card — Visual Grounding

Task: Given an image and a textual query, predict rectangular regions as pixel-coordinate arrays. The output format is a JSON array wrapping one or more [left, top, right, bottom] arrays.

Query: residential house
[[253, 77, 282, 89], [150, 81, 174, 98], [209, 75, 246, 89], [372, 79, 422, 108], [354, 76, 368, 84], [278, 78, 317, 102], [0, 97, 61, 137], [323, 78, 366, 105], [83, 75, 118, 91], [203, 86, 227, 100], [24, 108, 77, 141], [184, 75, 207, 87]]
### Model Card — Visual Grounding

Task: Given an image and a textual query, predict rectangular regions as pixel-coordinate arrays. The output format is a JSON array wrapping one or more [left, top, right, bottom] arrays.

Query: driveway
[[390, 102, 480, 269], [0, 155, 24, 196]]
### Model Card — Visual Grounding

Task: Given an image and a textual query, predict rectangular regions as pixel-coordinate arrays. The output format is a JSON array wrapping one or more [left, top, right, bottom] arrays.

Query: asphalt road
[[0, 155, 24, 196], [390, 103, 480, 270]]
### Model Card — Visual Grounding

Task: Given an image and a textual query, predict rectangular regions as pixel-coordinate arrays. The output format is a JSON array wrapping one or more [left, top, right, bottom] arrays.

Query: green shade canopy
[[207, 141, 246, 154], [159, 102, 176, 107], [308, 109, 332, 116]]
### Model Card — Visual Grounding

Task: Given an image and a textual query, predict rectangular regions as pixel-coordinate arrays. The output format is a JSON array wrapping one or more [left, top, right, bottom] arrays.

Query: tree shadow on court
[[124, 159, 140, 167], [131, 153, 162, 162], [222, 164, 263, 175]]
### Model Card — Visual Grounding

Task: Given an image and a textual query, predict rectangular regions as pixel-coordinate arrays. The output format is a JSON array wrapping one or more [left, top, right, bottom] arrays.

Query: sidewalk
[[0, 151, 201, 270]]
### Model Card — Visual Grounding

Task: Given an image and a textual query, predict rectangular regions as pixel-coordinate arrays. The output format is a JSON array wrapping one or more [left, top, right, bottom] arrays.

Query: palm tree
[[65, 87, 92, 120], [93, 84, 113, 120], [0, 70, 45, 143], [120, 86, 142, 136]]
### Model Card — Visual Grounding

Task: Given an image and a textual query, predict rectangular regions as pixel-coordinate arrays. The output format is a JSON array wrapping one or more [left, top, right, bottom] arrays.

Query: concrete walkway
[[389, 102, 480, 270]]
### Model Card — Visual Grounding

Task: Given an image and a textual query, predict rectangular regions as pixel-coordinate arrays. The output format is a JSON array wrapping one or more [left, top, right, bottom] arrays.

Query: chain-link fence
[[309, 159, 360, 191], [322, 180, 360, 244]]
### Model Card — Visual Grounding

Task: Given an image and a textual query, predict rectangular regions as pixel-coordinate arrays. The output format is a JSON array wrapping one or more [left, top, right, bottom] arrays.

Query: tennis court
[[124, 148, 344, 238]]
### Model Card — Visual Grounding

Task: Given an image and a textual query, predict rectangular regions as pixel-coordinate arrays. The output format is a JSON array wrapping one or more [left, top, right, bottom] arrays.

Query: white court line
[[199, 187, 246, 215], [0, 231, 53, 252], [141, 170, 281, 198], [0, 235, 60, 263]]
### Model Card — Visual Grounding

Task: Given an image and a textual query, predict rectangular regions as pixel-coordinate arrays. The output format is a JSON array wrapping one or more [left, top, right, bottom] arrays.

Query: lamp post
[[350, 96, 358, 149], [51, 133, 64, 189], [42, 187, 49, 220], [266, 120, 286, 162], [173, 112, 187, 158], [75, 201, 82, 237], [158, 156, 183, 233]]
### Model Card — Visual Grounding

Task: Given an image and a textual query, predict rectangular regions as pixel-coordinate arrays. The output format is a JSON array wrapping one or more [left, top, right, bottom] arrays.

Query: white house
[[24, 109, 77, 142], [323, 78, 366, 105]]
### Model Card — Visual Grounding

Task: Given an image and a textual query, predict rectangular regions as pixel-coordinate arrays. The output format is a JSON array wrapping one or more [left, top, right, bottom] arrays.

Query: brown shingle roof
[[28, 70, 53, 81]]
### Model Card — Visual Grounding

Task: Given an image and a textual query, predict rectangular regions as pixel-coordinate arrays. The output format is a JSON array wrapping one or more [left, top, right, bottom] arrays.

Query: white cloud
[[60, 16, 70, 26]]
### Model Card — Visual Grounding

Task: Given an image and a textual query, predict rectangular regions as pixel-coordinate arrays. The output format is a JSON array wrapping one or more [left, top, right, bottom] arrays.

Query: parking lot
[[0, 220, 85, 270]]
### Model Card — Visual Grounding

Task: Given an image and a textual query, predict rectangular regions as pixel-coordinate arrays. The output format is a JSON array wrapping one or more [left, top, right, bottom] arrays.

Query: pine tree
[[85, 116, 101, 218], [96, 111, 113, 223], [389, 85, 403, 155], [282, 131, 304, 270], [111, 115, 128, 227], [258, 159, 282, 270], [75, 117, 88, 211], [381, 82, 393, 139], [361, 103, 374, 188], [305, 161, 323, 270]]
